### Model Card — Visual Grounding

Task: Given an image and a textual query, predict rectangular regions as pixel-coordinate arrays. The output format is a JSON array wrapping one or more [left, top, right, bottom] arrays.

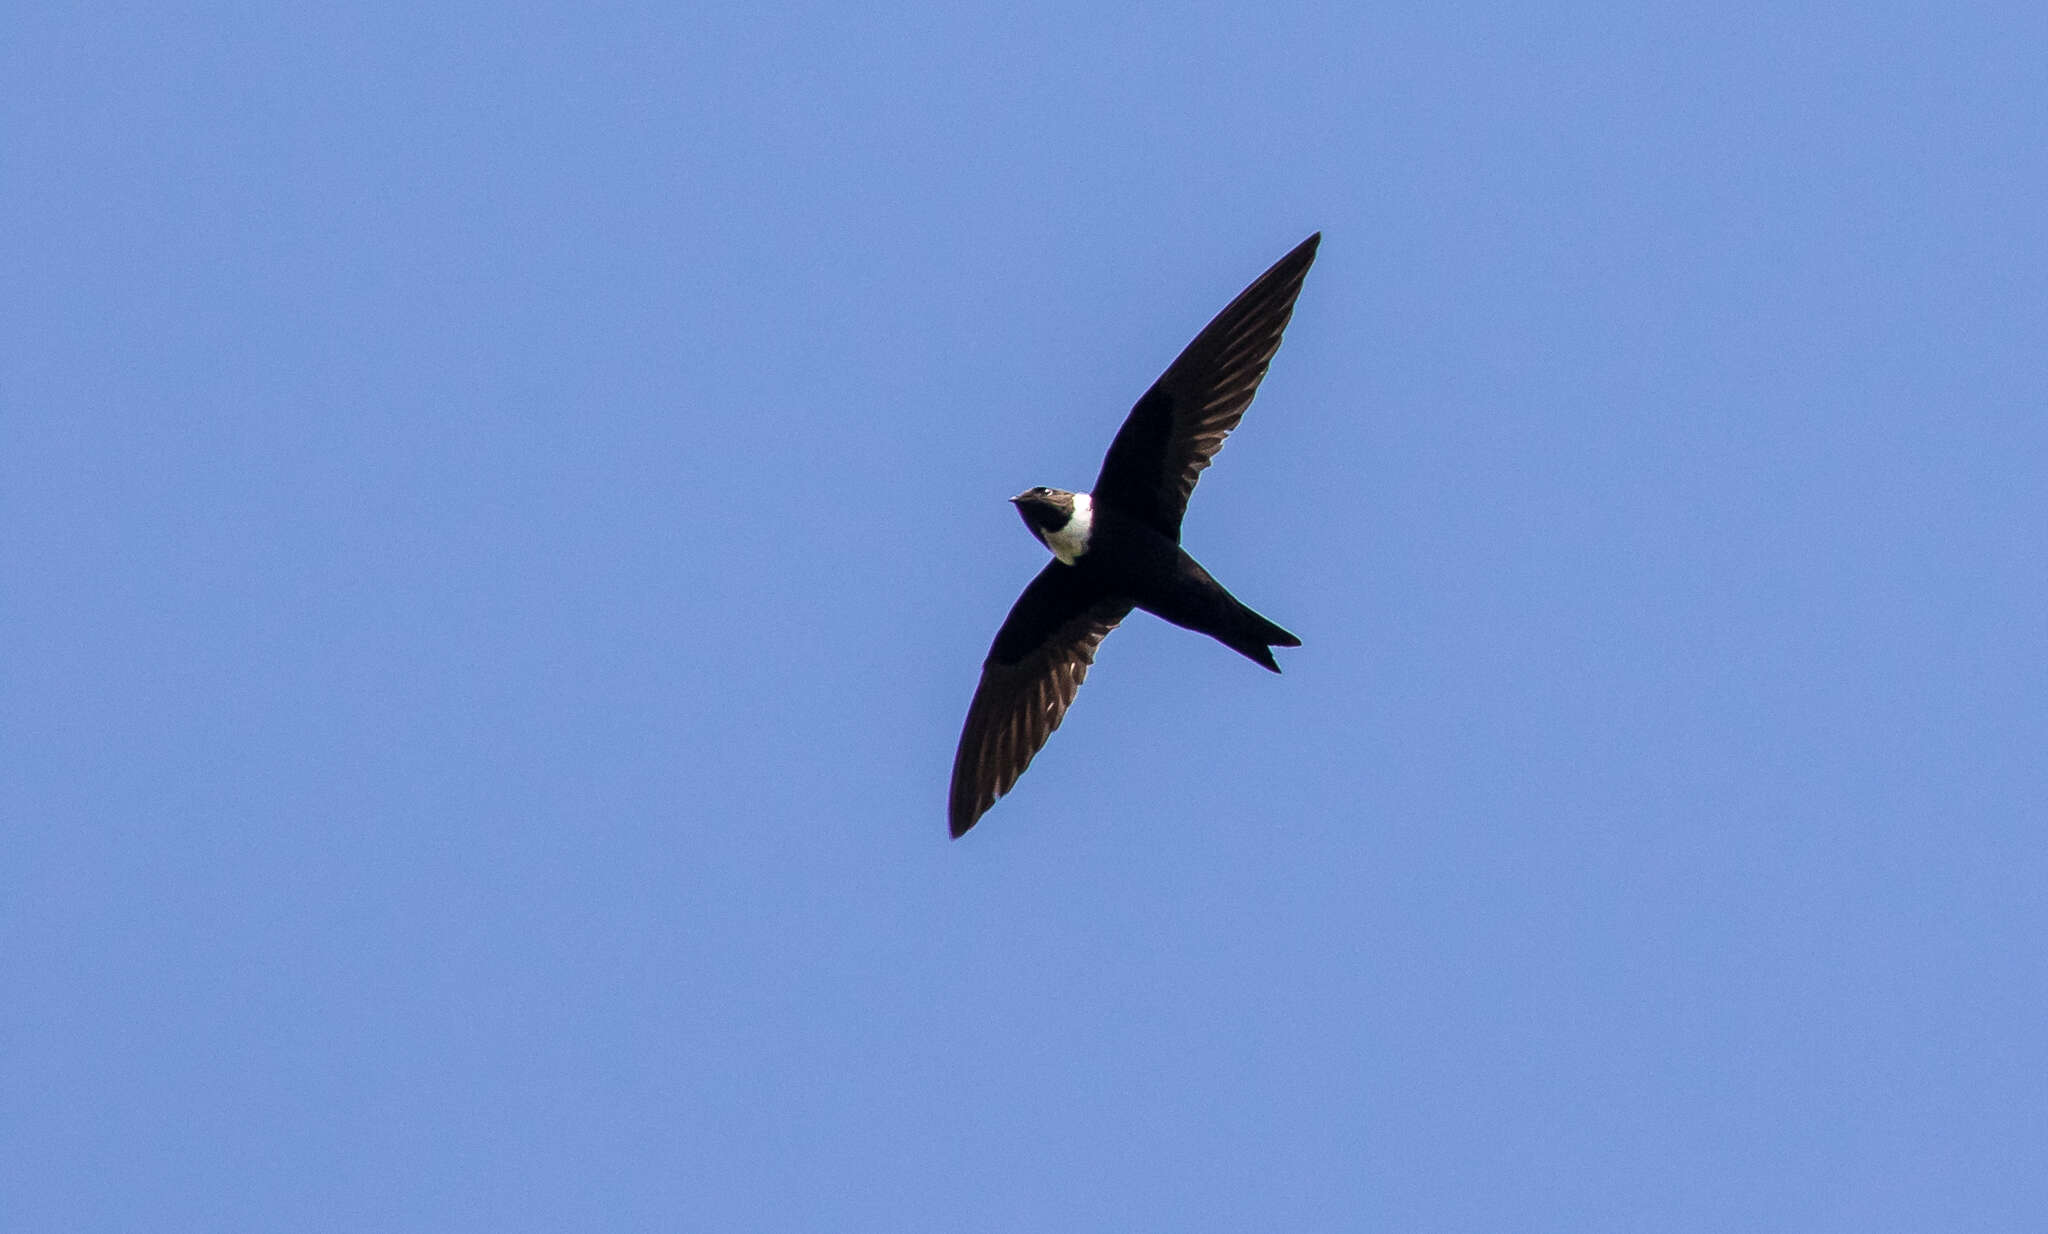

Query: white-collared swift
[[949, 234, 1320, 837]]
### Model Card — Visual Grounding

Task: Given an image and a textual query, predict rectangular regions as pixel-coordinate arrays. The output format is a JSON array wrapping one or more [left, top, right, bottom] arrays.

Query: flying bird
[[949, 233, 1320, 837]]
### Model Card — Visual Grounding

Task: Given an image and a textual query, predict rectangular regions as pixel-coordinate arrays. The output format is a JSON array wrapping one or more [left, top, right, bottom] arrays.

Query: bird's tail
[[1225, 605, 1301, 673]]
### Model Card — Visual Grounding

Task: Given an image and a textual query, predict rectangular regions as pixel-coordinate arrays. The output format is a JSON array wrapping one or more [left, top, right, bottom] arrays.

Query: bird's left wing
[[1091, 233, 1320, 540], [949, 563, 1133, 837]]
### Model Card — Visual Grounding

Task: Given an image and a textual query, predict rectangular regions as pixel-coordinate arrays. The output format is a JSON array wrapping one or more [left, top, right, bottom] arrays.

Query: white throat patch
[[1044, 492, 1094, 564]]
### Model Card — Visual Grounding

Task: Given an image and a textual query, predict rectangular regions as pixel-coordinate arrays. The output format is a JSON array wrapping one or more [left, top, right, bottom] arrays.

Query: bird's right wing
[[949, 563, 1132, 837]]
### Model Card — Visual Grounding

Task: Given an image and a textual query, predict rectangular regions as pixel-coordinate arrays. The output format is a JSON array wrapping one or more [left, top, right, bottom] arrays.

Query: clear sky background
[[7, 4, 2045, 1230]]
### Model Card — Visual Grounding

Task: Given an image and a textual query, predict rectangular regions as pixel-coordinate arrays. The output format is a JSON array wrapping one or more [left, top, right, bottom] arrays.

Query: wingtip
[[1273, 232, 1320, 277]]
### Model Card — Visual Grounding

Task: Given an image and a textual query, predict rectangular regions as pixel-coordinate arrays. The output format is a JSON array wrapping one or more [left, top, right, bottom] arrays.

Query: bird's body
[[949, 234, 1321, 837], [1012, 488, 1298, 671]]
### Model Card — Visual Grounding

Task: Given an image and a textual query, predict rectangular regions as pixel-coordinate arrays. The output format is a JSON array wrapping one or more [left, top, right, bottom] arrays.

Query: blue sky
[[7, 3, 2045, 1229]]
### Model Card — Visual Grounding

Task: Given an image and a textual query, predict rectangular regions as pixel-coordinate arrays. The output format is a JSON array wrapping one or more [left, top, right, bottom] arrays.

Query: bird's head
[[1011, 488, 1093, 564], [1011, 487, 1074, 539]]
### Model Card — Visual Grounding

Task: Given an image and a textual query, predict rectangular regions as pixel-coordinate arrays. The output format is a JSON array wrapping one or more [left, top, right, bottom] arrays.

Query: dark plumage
[[949, 234, 1320, 837]]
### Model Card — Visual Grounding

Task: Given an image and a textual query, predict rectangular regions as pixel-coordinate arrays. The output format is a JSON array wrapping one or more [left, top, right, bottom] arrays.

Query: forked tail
[[1226, 605, 1301, 673]]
